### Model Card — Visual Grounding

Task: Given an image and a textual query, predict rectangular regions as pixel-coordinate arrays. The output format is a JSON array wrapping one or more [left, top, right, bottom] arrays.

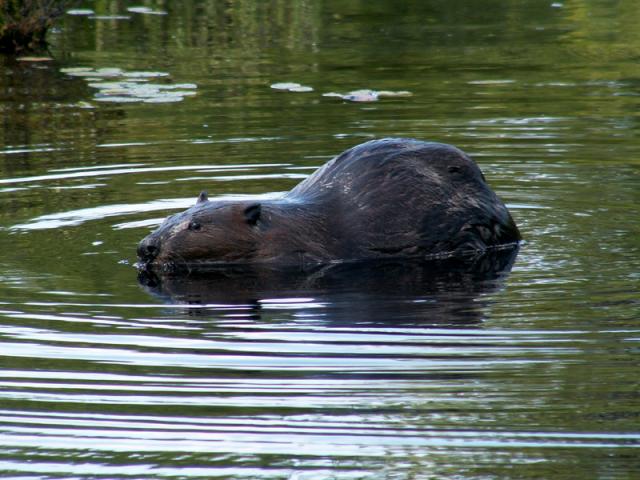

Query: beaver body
[[137, 138, 521, 271]]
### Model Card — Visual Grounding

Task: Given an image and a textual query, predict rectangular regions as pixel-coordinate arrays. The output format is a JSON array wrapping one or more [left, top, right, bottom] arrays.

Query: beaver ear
[[243, 203, 261, 226], [197, 191, 208, 204]]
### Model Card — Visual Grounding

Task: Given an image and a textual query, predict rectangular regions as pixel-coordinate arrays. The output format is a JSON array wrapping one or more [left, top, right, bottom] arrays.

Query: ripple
[[10, 192, 284, 231], [0, 163, 290, 186], [3, 5, 640, 478], [0, 144, 61, 156], [0, 410, 637, 458]]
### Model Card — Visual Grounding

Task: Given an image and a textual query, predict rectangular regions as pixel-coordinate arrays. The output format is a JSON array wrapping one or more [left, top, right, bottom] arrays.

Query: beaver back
[[286, 138, 520, 259]]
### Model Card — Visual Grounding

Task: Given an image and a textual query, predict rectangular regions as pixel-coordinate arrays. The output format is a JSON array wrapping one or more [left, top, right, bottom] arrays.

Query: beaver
[[137, 138, 521, 272]]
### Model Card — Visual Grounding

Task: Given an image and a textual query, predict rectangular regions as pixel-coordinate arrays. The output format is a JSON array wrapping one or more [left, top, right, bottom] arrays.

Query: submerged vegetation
[[0, 0, 75, 53]]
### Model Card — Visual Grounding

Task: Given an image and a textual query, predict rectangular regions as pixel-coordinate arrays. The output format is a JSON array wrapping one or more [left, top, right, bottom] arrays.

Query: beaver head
[[137, 191, 264, 271]]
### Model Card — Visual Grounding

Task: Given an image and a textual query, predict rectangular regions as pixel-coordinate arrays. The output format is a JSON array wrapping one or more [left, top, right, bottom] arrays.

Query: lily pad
[[129, 84, 161, 94], [95, 88, 129, 96], [17, 57, 53, 62], [378, 90, 413, 97], [271, 82, 299, 90], [160, 83, 198, 90], [62, 66, 196, 104], [62, 70, 102, 77], [127, 6, 152, 13], [90, 15, 132, 20], [143, 96, 184, 103], [60, 67, 93, 73], [288, 85, 314, 92], [323, 89, 412, 102], [87, 82, 133, 89], [67, 9, 94, 15], [127, 6, 168, 15], [341, 89, 379, 102], [169, 90, 197, 96], [271, 82, 313, 92], [123, 71, 170, 78], [63, 67, 124, 78], [95, 67, 123, 77], [94, 96, 143, 103]]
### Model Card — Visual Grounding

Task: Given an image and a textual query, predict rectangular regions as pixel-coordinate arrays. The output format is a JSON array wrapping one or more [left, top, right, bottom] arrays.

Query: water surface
[[1, 1, 639, 478]]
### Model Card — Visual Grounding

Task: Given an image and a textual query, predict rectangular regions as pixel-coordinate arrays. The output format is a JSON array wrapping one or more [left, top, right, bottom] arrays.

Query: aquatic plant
[[0, 0, 76, 53], [61, 66, 198, 104]]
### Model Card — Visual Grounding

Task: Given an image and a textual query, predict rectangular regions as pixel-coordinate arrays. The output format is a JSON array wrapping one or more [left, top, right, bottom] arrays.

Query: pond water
[[1, 0, 639, 478]]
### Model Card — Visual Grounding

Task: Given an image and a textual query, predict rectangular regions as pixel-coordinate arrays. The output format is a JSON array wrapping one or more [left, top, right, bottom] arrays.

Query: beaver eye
[[188, 221, 201, 231]]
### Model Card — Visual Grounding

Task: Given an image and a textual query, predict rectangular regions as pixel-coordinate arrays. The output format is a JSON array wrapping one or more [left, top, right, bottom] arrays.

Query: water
[[1, 0, 639, 478]]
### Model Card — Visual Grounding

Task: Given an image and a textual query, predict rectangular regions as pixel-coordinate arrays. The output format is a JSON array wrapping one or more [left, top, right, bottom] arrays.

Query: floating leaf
[[87, 82, 129, 89], [127, 6, 152, 13], [76, 101, 95, 109], [94, 96, 142, 103], [90, 15, 132, 20], [145, 83, 174, 90], [99, 88, 133, 96], [270, 82, 313, 92], [60, 67, 92, 73], [17, 57, 53, 62], [95, 67, 123, 77], [169, 90, 197, 96], [62, 66, 194, 104], [377, 90, 413, 97], [143, 96, 184, 103], [61, 70, 99, 77], [160, 83, 197, 90], [271, 82, 301, 90], [127, 6, 168, 15], [342, 89, 379, 102], [63, 67, 125, 78], [323, 89, 412, 102], [123, 71, 170, 78], [288, 85, 314, 92], [67, 9, 94, 15]]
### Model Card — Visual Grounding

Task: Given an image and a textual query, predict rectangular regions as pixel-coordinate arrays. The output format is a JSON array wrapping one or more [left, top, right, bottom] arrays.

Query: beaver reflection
[[137, 247, 518, 326]]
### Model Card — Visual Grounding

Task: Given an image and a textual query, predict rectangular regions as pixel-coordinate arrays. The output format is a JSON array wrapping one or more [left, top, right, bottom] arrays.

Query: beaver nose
[[137, 236, 160, 263]]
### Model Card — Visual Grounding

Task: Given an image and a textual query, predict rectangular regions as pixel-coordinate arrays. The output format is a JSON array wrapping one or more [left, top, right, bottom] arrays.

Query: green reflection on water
[[0, 1, 639, 479]]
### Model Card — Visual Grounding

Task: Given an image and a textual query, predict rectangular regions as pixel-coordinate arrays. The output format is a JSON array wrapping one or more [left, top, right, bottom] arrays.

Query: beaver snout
[[137, 234, 160, 265]]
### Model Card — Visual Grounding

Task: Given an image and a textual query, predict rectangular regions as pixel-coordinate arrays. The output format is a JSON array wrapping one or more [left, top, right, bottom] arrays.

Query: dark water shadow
[[137, 247, 519, 327]]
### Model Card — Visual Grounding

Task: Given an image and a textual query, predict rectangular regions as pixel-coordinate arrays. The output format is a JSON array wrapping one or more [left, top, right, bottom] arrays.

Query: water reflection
[[138, 248, 519, 327], [2, 0, 640, 478]]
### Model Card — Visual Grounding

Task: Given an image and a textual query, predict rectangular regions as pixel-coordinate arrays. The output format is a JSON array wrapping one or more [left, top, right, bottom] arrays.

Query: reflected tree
[[0, 0, 78, 52]]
